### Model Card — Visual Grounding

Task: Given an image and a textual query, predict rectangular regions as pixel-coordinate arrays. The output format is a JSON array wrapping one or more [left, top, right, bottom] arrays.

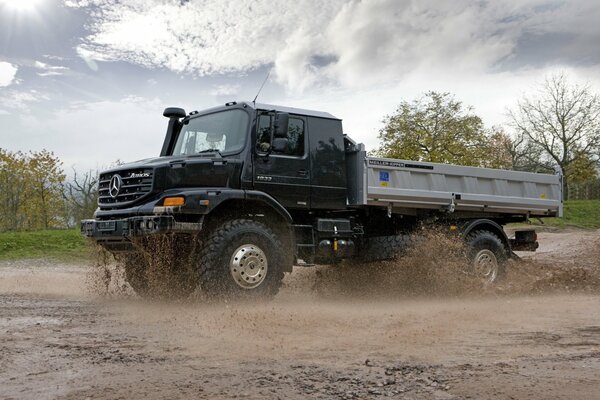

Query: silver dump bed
[[347, 149, 563, 217]]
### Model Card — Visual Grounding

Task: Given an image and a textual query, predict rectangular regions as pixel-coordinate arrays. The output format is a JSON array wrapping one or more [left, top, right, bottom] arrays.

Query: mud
[[1, 229, 600, 399]]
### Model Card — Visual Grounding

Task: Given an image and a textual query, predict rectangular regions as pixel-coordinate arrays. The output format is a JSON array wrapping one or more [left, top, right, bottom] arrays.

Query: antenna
[[252, 70, 270, 105]]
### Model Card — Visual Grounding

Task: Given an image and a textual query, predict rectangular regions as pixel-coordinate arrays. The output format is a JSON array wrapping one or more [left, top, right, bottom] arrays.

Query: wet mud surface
[[1, 229, 600, 399]]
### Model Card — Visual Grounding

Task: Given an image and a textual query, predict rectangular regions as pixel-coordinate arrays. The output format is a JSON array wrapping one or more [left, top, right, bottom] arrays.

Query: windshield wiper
[[194, 149, 223, 157]]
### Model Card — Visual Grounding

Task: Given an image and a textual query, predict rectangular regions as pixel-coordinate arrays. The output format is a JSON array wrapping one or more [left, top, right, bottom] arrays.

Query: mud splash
[[86, 229, 600, 300], [291, 229, 600, 299], [302, 229, 482, 299], [86, 234, 201, 299], [85, 244, 129, 297]]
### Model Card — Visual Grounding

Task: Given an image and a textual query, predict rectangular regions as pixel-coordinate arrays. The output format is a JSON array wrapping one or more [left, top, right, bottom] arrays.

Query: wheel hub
[[473, 249, 498, 282], [230, 244, 268, 289]]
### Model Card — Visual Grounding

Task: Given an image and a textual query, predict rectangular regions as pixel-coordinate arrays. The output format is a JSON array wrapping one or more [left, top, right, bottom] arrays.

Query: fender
[[460, 219, 511, 251], [244, 190, 293, 223], [157, 188, 293, 224]]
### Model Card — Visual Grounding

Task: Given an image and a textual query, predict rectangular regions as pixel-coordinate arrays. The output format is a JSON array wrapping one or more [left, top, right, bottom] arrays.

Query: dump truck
[[81, 101, 563, 298]]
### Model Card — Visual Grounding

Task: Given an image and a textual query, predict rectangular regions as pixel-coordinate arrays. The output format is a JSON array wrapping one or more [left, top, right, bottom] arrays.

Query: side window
[[256, 115, 272, 153], [256, 114, 305, 157], [286, 118, 305, 156]]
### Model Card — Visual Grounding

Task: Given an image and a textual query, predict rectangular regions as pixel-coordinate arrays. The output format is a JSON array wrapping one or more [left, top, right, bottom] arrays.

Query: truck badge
[[109, 174, 123, 198], [130, 172, 150, 178]]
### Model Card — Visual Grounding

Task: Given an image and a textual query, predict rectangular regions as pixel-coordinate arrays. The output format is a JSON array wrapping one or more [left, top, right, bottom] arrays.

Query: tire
[[196, 219, 288, 299], [465, 230, 507, 283], [356, 234, 412, 263]]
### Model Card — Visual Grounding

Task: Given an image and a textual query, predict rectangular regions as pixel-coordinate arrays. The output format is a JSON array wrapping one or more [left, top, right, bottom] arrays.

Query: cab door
[[253, 113, 311, 209]]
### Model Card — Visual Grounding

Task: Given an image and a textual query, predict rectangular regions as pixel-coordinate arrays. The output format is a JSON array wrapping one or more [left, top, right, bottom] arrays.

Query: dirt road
[[1, 229, 600, 399]]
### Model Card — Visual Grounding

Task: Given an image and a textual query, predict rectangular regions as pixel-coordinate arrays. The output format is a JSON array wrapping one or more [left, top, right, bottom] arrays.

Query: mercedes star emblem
[[109, 174, 123, 198]]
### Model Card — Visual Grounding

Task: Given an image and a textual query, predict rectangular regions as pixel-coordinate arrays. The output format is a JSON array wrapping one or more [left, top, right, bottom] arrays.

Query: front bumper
[[81, 215, 203, 252]]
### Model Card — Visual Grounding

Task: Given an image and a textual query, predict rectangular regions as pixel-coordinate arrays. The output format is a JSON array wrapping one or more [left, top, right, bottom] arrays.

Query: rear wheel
[[466, 230, 507, 283], [196, 219, 288, 299]]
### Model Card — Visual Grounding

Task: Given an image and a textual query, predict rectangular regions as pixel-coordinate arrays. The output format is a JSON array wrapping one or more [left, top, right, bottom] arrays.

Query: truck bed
[[347, 150, 562, 217]]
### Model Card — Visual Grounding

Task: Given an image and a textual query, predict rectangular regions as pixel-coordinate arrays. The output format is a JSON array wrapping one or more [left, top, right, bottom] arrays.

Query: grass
[[0, 229, 93, 262], [528, 200, 600, 229]]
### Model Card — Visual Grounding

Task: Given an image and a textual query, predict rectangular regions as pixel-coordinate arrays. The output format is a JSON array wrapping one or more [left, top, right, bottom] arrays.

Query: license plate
[[97, 221, 116, 232]]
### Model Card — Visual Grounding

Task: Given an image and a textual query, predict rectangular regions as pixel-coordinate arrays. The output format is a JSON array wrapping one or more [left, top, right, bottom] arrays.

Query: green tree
[[509, 73, 600, 199], [376, 92, 503, 167], [0, 149, 68, 231], [479, 126, 513, 170], [0, 149, 27, 230], [22, 150, 66, 229]]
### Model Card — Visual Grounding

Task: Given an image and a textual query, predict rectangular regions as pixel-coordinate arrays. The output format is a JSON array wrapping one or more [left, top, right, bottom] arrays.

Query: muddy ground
[[1, 228, 599, 399]]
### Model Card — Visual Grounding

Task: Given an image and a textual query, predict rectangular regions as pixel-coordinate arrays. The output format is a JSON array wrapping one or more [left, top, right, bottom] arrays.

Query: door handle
[[297, 169, 308, 176]]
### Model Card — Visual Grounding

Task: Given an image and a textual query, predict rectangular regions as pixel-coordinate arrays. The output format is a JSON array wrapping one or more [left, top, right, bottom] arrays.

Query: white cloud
[[209, 84, 241, 97], [0, 62, 18, 87], [65, 0, 600, 92], [34, 60, 69, 77], [0, 89, 49, 111]]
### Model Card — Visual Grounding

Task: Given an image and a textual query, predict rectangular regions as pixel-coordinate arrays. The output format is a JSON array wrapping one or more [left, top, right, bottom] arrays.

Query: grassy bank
[[0, 229, 92, 262], [530, 200, 600, 229]]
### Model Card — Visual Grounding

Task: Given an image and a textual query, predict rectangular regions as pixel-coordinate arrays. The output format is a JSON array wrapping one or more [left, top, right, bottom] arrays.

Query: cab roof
[[188, 101, 340, 120], [251, 102, 339, 120]]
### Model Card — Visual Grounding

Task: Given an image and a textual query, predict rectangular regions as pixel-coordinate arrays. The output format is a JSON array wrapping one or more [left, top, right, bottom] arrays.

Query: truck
[[81, 101, 563, 298]]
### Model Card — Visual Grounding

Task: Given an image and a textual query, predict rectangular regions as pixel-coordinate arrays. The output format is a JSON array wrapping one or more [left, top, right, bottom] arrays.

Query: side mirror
[[163, 107, 186, 119], [272, 137, 289, 152], [273, 112, 289, 138]]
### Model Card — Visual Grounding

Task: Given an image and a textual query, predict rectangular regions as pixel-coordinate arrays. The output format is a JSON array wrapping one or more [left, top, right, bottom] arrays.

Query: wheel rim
[[473, 249, 498, 282], [229, 244, 268, 289]]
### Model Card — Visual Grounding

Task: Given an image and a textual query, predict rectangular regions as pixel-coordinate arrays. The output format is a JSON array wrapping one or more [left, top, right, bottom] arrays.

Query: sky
[[1, 0, 600, 172]]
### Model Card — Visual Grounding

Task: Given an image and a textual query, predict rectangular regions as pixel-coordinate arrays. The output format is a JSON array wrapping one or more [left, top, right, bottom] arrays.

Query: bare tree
[[64, 169, 99, 227], [507, 131, 551, 173], [510, 73, 600, 199]]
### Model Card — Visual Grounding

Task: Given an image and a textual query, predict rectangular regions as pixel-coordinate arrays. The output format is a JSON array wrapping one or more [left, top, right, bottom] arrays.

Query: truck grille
[[98, 168, 154, 208]]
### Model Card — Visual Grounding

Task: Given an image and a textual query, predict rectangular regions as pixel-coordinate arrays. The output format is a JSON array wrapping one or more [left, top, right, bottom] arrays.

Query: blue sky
[[1, 0, 600, 171]]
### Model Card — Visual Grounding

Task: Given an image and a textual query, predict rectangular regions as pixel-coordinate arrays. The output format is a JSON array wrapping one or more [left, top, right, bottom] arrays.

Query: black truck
[[82, 101, 562, 298]]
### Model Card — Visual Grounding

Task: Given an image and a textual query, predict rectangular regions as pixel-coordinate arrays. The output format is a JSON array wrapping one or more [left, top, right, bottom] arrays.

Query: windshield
[[172, 109, 249, 156]]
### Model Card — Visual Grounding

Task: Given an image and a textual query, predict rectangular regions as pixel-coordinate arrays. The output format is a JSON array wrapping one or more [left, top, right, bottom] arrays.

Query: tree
[[505, 131, 550, 173], [21, 150, 66, 229], [64, 169, 99, 226], [376, 92, 507, 167], [479, 126, 513, 170], [509, 73, 600, 199], [0, 149, 27, 230]]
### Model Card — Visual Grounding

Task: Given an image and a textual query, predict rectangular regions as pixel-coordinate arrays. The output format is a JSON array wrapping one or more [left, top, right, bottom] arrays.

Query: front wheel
[[466, 230, 508, 283], [196, 219, 288, 299]]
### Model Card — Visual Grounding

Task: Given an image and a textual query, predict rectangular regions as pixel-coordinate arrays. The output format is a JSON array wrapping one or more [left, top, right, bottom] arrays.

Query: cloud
[[0, 89, 49, 111], [34, 60, 70, 77], [0, 61, 18, 87], [18, 96, 166, 170], [65, 0, 600, 92], [68, 0, 344, 87], [209, 84, 241, 97]]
